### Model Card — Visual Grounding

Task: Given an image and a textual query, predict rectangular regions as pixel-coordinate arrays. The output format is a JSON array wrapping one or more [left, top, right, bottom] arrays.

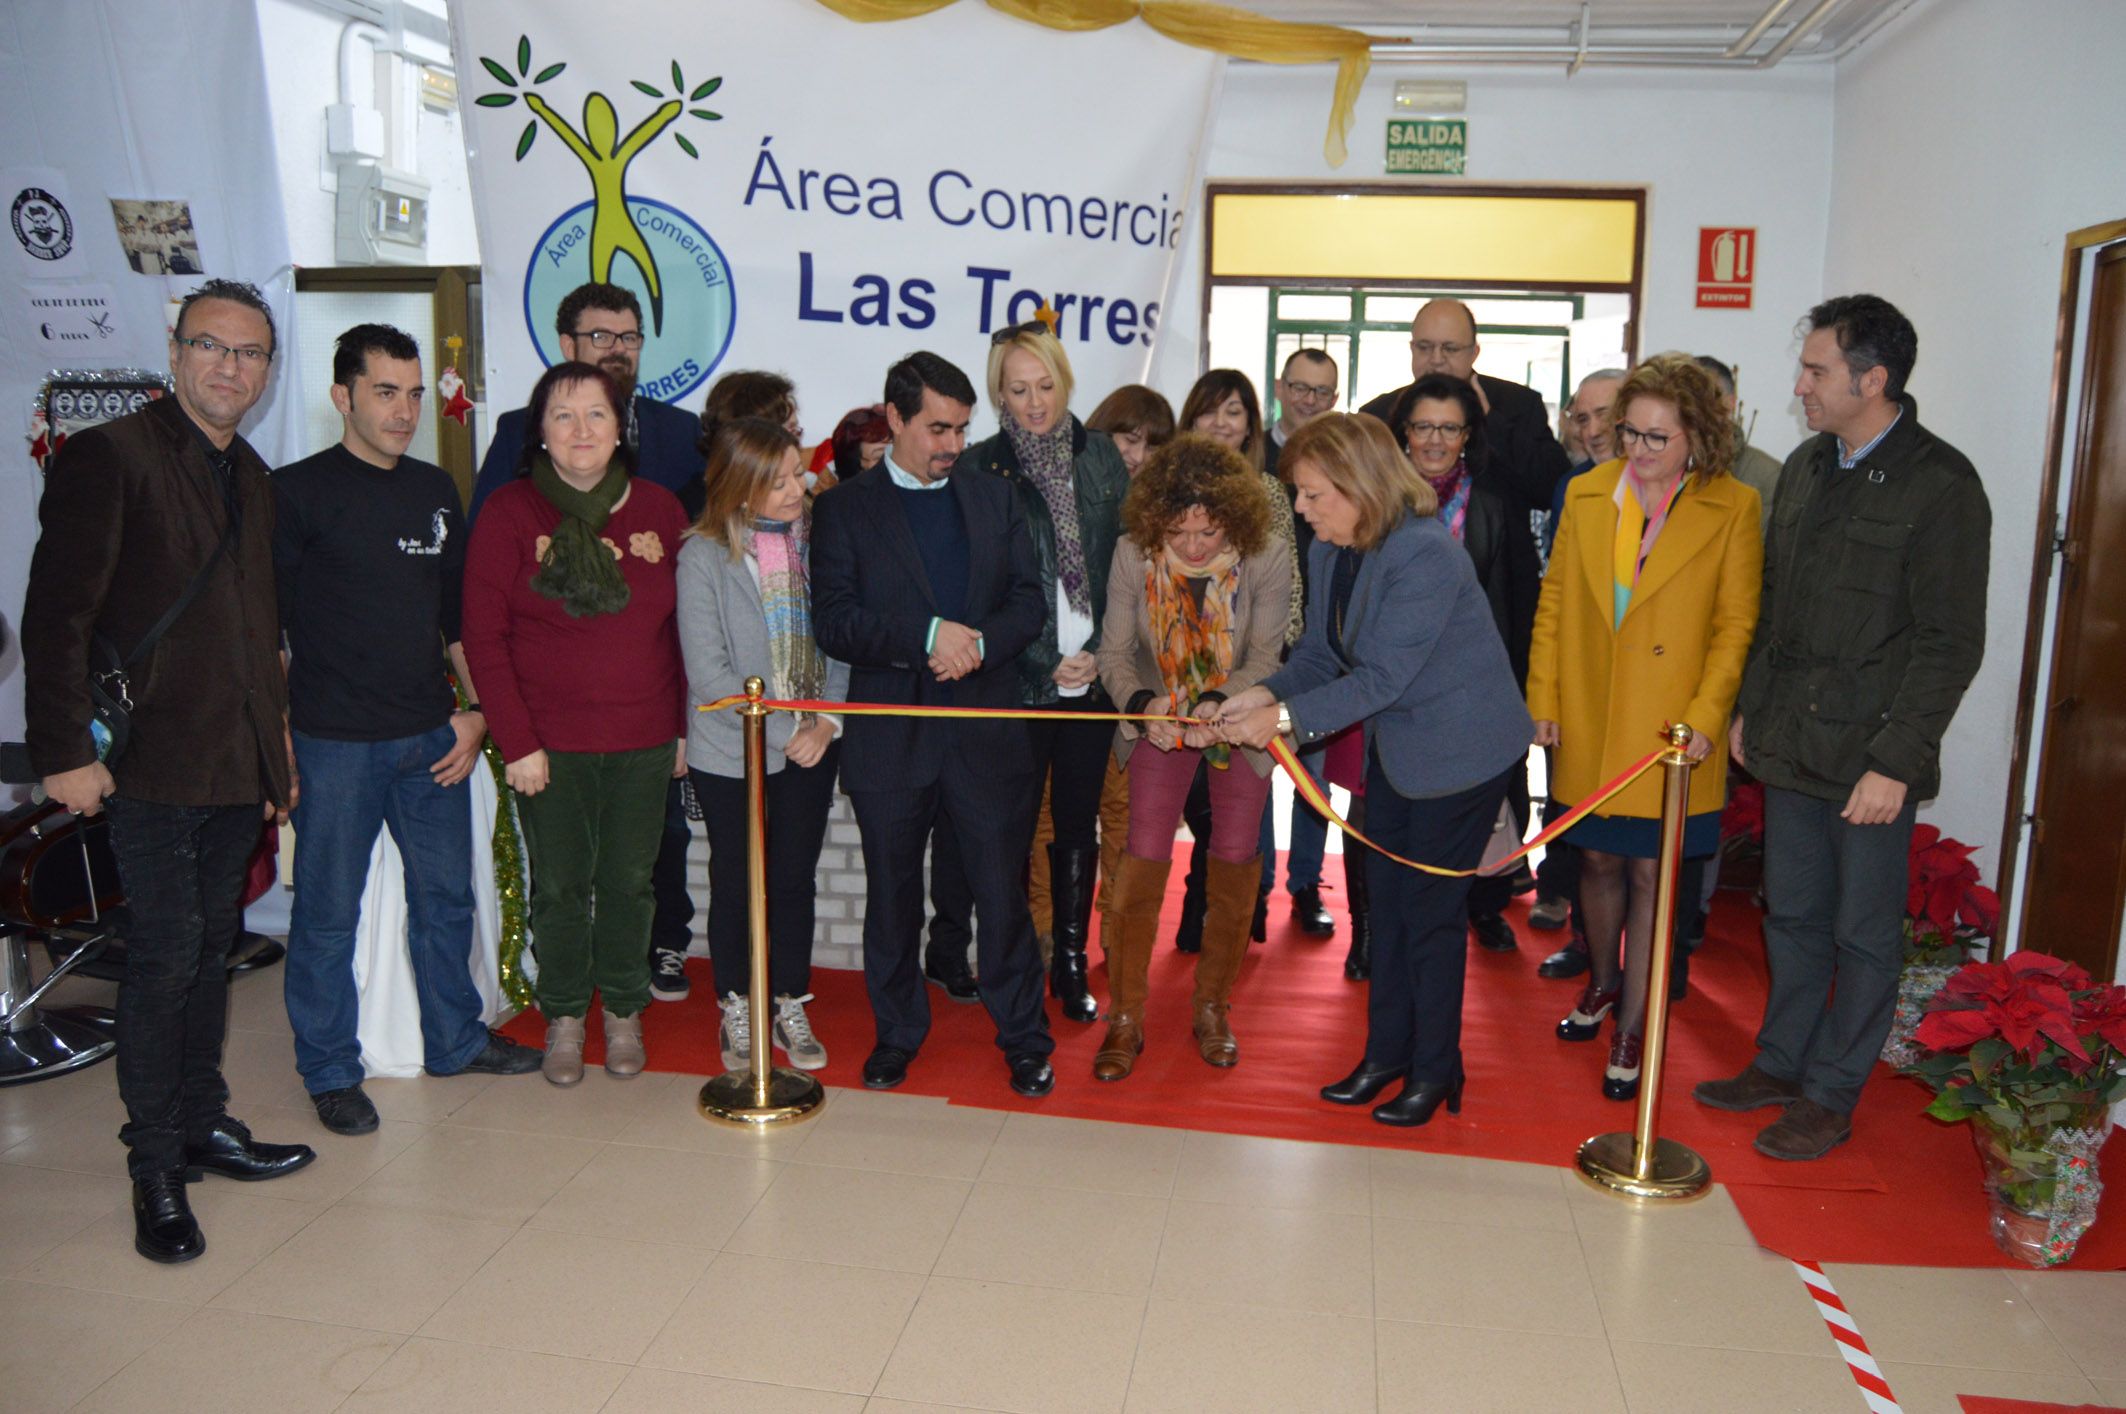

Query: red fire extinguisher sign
[[1696, 227, 1756, 309]]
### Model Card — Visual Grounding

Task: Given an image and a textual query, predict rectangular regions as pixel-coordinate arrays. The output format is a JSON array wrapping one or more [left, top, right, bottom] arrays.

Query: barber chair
[[0, 799, 119, 1083]]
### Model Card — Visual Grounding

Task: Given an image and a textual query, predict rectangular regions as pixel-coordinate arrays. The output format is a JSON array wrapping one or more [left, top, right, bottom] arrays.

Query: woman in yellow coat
[[1527, 354, 1762, 1102]]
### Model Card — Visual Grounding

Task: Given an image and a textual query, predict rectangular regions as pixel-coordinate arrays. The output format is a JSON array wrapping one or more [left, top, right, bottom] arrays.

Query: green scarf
[[529, 452, 631, 618]]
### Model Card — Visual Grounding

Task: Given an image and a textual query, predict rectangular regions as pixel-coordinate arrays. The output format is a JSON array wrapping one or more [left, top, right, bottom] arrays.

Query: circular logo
[[11, 187, 73, 261], [523, 197, 736, 407]]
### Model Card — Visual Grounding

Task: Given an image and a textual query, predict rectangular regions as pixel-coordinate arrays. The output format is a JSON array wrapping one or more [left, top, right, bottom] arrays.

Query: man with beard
[[275, 324, 544, 1137], [469, 282, 704, 996]]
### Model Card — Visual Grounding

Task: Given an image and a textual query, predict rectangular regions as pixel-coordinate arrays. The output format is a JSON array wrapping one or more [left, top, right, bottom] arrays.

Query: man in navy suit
[[811, 351, 1055, 1097], [469, 281, 705, 997]]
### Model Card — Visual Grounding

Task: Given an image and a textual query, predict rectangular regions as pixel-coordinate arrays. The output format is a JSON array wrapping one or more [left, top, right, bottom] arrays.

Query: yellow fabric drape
[[810, 0, 1371, 166]]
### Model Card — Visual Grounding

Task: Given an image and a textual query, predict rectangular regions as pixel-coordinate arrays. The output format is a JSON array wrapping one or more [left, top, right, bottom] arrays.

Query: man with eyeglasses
[[22, 278, 316, 1264], [1698, 294, 1990, 1162], [1360, 297, 1573, 521], [468, 282, 708, 998], [467, 281, 709, 521]]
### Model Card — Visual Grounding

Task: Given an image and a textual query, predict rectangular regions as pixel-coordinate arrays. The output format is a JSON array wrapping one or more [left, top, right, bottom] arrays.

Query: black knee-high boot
[[1048, 844, 1100, 1022]]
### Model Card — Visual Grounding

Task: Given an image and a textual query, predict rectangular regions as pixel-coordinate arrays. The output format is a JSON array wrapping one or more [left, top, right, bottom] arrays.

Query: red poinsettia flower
[[1907, 825, 1984, 934], [2071, 985, 2126, 1054], [1721, 782, 1764, 842], [1919, 953, 2091, 1065]]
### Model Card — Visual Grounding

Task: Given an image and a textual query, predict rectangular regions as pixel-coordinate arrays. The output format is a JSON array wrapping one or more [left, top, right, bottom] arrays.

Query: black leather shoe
[[1373, 1071, 1464, 1127], [1007, 1052, 1054, 1098], [185, 1118, 316, 1181], [1290, 886, 1335, 937], [923, 950, 980, 1003], [1470, 913, 1518, 953], [312, 1086, 381, 1136], [448, 1031, 544, 1076], [1538, 936, 1590, 979], [1320, 1061, 1405, 1105], [133, 1171, 204, 1263], [863, 1045, 914, 1089]]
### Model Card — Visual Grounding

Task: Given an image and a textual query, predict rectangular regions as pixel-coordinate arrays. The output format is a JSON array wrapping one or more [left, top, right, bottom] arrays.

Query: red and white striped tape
[[1792, 1260, 1902, 1413]]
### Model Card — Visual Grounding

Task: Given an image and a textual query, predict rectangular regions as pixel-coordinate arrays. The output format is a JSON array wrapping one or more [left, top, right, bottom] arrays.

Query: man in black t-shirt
[[274, 324, 540, 1136]]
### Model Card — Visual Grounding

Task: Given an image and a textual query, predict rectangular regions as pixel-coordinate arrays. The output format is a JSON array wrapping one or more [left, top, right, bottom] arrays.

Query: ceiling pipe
[[1724, 0, 1800, 57], [1568, 0, 1592, 76], [1367, 0, 1851, 68]]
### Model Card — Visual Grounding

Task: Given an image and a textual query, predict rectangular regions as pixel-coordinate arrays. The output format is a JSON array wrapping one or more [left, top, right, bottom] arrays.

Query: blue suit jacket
[[468, 394, 705, 524], [1264, 511, 1532, 801], [810, 464, 1046, 793]]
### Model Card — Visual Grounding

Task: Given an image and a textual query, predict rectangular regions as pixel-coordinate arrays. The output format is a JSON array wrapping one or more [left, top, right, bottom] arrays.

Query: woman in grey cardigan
[[1219, 414, 1532, 1128], [677, 417, 849, 1073]]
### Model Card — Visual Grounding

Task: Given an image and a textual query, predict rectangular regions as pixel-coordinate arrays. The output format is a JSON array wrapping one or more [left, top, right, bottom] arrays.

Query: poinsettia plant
[[1902, 825, 2001, 966], [1911, 952, 2126, 1136]]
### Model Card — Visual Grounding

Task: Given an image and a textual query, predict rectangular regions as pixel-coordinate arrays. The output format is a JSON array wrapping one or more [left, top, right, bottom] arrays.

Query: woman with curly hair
[[1528, 353, 1762, 1102], [1092, 435, 1289, 1079], [1178, 370, 1305, 941]]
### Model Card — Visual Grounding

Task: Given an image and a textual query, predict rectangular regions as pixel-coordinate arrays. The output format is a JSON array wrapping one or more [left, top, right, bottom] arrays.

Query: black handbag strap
[[117, 509, 241, 672]]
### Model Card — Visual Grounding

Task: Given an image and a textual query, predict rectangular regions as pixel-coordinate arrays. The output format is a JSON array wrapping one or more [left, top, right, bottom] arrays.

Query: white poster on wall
[[449, 0, 1221, 433]]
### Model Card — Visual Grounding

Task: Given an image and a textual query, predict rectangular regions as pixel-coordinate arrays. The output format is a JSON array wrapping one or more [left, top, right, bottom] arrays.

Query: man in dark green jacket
[[1696, 294, 1990, 1162]]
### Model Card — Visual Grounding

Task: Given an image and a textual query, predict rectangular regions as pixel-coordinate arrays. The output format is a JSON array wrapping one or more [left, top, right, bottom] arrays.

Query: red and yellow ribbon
[[697, 696, 1666, 878]]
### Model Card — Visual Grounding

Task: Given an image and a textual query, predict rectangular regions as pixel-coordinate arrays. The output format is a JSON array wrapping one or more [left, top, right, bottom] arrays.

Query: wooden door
[[2020, 243, 2126, 976]]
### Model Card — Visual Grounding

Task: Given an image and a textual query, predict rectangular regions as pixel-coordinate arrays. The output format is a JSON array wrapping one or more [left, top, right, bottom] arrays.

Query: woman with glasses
[[1095, 436, 1288, 1078], [1389, 373, 1541, 959], [1214, 414, 1531, 1127], [954, 322, 1128, 1023], [1527, 354, 1762, 1102], [1178, 370, 1304, 942], [461, 362, 689, 1085], [678, 417, 848, 1075]]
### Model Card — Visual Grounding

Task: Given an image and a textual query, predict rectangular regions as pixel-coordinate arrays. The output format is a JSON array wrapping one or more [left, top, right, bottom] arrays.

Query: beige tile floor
[[2, 968, 2121, 1413]]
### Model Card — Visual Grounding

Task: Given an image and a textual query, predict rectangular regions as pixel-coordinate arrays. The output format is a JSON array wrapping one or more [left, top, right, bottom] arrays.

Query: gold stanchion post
[[1574, 723, 1712, 1200], [698, 677, 827, 1128]]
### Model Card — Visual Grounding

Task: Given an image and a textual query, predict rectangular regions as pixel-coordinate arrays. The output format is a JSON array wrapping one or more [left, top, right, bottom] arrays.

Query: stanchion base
[[1574, 1132, 1712, 1201], [697, 1068, 827, 1129]]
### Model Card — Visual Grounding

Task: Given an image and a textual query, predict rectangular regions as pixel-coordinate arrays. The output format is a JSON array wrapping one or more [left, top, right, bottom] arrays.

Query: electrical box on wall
[[335, 162, 429, 265]]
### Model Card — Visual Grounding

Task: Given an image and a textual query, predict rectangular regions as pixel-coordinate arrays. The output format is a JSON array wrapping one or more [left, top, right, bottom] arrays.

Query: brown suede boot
[[1192, 854, 1259, 1067], [1093, 854, 1170, 1081]]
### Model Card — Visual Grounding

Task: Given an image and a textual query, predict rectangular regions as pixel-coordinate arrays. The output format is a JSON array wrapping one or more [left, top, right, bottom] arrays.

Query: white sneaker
[[773, 993, 828, 1071], [717, 993, 751, 1072]]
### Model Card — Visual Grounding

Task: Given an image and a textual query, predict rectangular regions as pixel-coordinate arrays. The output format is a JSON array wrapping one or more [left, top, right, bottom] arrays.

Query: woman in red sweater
[[462, 362, 688, 1085]]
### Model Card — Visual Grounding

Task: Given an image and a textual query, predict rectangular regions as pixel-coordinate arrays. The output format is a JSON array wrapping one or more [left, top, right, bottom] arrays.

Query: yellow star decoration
[[1034, 302, 1060, 336]]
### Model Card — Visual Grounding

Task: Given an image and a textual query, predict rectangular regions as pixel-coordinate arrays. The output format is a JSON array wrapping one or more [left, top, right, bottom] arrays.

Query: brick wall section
[[680, 792, 869, 972]]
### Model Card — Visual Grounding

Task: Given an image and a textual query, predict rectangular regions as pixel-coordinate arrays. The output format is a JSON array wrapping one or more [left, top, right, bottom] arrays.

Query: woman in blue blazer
[[1219, 414, 1532, 1126]]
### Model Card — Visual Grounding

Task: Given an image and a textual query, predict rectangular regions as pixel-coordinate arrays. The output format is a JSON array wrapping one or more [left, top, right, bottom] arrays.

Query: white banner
[[449, 0, 1221, 435]]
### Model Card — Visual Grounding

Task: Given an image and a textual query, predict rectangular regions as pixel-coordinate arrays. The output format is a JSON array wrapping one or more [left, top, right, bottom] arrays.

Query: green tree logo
[[476, 35, 723, 334]]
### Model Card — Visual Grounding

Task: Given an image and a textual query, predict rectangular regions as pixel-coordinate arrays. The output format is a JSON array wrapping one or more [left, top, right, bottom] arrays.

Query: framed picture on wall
[[31, 368, 172, 470]]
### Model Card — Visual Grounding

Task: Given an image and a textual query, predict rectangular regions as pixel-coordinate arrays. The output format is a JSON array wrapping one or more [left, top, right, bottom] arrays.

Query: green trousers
[[517, 743, 673, 1019]]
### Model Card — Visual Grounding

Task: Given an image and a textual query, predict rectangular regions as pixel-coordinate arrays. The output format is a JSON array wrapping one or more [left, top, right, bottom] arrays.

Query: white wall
[[1824, 0, 2126, 880], [255, 0, 479, 270], [1154, 59, 1837, 463]]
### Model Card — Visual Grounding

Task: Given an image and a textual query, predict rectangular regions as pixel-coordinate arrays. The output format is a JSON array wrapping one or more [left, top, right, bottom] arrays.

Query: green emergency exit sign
[[1386, 119, 1468, 175]]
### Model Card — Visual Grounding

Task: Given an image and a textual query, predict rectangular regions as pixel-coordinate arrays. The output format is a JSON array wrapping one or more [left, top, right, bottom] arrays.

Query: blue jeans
[[287, 726, 488, 1095], [1259, 742, 1329, 894]]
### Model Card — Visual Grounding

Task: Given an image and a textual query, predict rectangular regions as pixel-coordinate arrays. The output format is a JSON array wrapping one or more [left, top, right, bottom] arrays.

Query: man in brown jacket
[[22, 279, 314, 1264]]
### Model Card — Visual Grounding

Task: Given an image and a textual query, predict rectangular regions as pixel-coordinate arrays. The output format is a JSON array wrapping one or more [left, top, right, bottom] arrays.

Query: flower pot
[[1881, 962, 1960, 1071], [1971, 1115, 2110, 1267]]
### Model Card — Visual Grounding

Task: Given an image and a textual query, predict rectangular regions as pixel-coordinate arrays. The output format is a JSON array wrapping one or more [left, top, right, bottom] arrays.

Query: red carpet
[[502, 862, 2126, 1270]]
